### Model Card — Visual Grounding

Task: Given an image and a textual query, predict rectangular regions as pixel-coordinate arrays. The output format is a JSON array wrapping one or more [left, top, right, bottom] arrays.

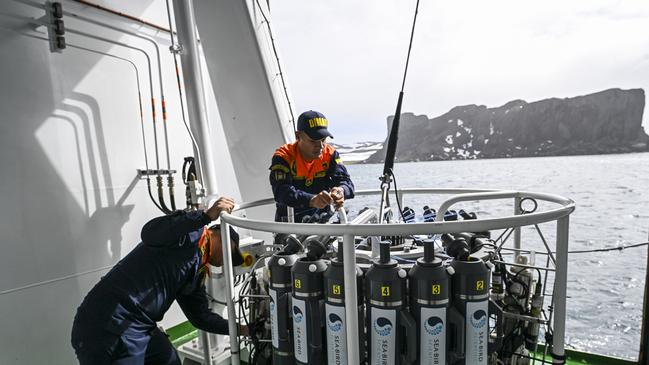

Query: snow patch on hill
[[330, 142, 383, 163]]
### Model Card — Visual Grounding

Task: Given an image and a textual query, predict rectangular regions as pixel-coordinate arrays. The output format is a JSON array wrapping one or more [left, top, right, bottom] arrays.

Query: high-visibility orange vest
[[272, 142, 335, 187]]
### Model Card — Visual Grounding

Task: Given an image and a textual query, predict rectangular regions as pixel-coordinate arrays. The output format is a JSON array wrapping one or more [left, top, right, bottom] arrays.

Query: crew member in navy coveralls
[[71, 197, 246, 364], [269, 110, 355, 223]]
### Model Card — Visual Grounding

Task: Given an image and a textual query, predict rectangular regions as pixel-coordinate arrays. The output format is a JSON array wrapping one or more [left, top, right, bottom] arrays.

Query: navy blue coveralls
[[71, 210, 228, 364], [269, 142, 355, 222]]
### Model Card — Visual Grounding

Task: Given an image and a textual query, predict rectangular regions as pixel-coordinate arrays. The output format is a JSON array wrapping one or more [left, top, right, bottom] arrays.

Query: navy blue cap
[[297, 110, 333, 140], [209, 225, 244, 266]]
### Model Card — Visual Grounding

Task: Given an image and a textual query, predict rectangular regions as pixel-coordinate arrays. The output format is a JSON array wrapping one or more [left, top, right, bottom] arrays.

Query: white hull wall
[[194, 0, 294, 223], [0, 0, 288, 362]]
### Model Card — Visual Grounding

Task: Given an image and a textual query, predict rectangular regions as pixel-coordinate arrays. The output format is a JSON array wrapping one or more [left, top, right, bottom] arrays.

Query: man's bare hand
[[239, 324, 249, 337], [330, 186, 345, 209], [309, 191, 333, 209], [204, 196, 236, 221]]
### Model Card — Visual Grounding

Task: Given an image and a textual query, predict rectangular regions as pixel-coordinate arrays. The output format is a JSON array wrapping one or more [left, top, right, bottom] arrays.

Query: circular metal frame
[[222, 188, 575, 239]]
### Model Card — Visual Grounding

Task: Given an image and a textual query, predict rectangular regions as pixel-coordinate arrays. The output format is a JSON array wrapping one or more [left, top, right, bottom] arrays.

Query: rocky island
[[365, 88, 648, 163]]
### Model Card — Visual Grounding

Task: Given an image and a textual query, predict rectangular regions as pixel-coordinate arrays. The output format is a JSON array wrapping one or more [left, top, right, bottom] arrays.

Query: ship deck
[[166, 321, 637, 365]]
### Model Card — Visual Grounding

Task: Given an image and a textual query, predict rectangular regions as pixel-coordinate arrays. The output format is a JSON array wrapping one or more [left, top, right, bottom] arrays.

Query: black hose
[[156, 175, 172, 214], [146, 178, 165, 213], [167, 175, 176, 210], [390, 169, 407, 223]]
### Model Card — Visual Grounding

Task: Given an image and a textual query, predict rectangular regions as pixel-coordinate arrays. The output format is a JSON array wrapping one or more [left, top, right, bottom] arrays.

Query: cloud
[[270, 0, 649, 143]]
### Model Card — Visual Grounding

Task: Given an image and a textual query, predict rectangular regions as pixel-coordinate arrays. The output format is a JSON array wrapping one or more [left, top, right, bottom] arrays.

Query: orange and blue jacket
[[269, 142, 354, 222]]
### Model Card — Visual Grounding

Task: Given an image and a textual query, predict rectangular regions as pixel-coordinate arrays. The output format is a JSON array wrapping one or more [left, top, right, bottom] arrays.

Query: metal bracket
[[45, 1, 65, 53], [169, 43, 183, 54], [137, 169, 177, 179]]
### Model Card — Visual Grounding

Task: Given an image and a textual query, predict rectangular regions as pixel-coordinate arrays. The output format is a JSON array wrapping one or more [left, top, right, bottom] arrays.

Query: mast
[[639, 228, 649, 365], [377, 0, 420, 224]]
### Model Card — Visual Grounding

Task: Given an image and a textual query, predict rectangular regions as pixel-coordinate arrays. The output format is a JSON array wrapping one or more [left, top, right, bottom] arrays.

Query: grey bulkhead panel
[[0, 0, 288, 362]]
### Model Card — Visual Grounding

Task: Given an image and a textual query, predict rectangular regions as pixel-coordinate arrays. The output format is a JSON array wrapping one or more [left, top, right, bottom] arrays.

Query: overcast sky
[[269, 0, 649, 144]]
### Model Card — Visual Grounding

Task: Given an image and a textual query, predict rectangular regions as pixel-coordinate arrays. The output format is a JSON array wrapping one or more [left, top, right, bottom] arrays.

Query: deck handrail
[[228, 188, 575, 237]]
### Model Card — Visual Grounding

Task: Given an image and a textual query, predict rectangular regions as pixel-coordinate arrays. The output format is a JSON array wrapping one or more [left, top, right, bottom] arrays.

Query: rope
[[254, 0, 297, 132], [502, 197, 647, 256], [567, 241, 649, 254], [499, 241, 649, 256]]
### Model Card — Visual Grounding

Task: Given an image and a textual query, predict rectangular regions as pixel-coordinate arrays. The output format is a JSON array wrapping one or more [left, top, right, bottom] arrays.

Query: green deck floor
[[167, 321, 200, 348], [166, 321, 637, 365], [531, 345, 635, 365]]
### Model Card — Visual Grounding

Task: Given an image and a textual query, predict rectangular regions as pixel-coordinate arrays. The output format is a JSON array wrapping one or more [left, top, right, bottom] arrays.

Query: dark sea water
[[345, 152, 649, 360]]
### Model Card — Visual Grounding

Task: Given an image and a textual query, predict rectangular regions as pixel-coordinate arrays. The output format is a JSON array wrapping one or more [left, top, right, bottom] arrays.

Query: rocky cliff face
[[366, 88, 648, 163]]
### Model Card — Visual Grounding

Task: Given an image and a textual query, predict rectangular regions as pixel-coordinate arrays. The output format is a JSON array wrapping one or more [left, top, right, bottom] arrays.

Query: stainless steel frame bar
[[220, 219, 241, 365], [552, 216, 570, 363]]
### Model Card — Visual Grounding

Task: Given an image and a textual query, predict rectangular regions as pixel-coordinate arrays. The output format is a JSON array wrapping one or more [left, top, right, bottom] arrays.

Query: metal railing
[[219, 188, 575, 365]]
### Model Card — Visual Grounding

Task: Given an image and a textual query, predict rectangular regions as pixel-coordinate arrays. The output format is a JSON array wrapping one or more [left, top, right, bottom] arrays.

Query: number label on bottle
[[381, 286, 391, 297], [333, 284, 341, 295], [432, 284, 441, 295]]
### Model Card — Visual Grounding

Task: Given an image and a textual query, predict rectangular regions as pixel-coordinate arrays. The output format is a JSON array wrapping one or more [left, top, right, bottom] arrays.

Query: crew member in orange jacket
[[269, 110, 355, 222]]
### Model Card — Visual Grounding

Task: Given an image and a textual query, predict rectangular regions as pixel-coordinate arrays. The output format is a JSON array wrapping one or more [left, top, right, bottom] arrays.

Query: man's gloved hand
[[204, 196, 236, 221], [330, 186, 345, 209], [309, 191, 333, 209]]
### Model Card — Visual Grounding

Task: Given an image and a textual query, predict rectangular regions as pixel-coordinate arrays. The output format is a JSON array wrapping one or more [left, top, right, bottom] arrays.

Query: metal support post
[[172, 2, 221, 362], [172, 0, 218, 194], [220, 220, 241, 365], [514, 196, 522, 260], [552, 216, 569, 364], [378, 173, 392, 224], [342, 232, 360, 365], [639, 228, 649, 365]]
